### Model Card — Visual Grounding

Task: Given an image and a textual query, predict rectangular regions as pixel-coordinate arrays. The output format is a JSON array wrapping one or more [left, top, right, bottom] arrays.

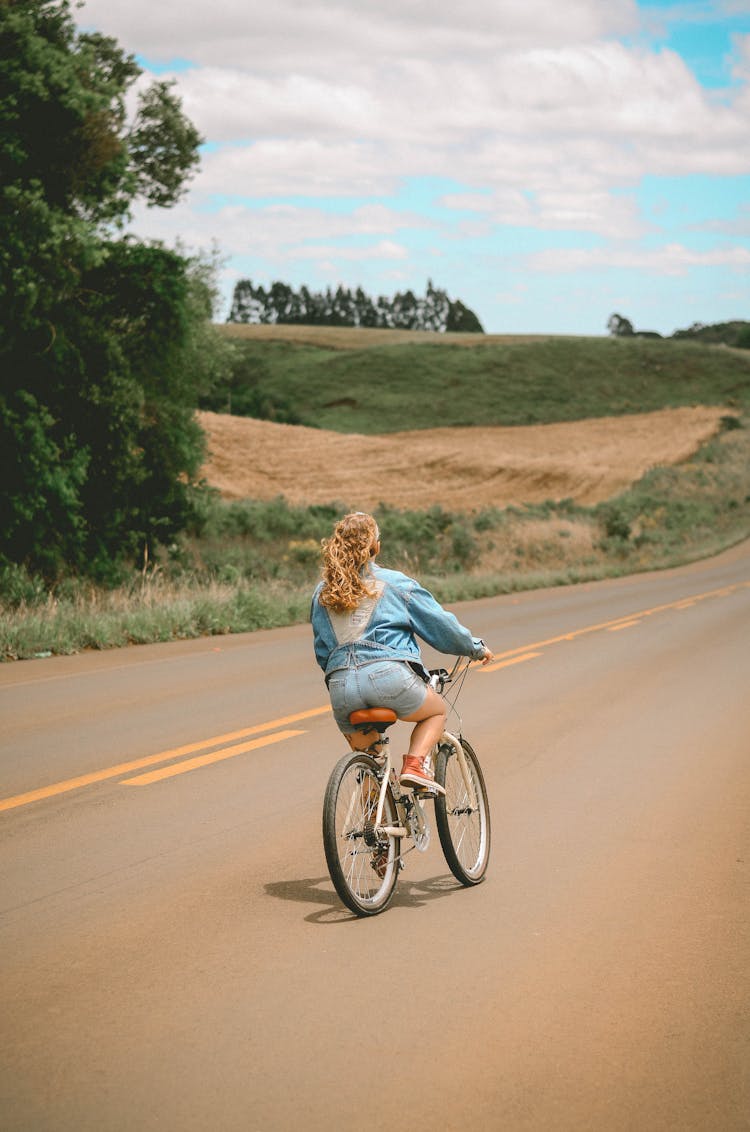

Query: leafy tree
[[671, 319, 750, 347], [229, 279, 268, 324], [354, 286, 378, 328], [268, 280, 295, 323], [446, 299, 484, 333], [0, 0, 204, 577], [376, 293, 394, 329], [331, 285, 355, 326], [607, 313, 635, 337], [179, 245, 238, 404], [392, 288, 419, 329], [422, 280, 450, 332]]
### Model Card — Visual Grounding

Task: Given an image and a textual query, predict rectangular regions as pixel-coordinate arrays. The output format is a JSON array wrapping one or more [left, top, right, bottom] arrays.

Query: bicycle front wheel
[[322, 752, 401, 917], [435, 738, 490, 885]]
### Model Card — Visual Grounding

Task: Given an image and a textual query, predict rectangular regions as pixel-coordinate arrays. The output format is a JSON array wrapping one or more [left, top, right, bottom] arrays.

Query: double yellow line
[[478, 581, 745, 672], [0, 706, 331, 813]]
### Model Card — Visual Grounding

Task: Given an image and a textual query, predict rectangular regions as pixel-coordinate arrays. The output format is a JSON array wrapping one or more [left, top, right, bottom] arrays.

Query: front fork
[[439, 730, 476, 806]]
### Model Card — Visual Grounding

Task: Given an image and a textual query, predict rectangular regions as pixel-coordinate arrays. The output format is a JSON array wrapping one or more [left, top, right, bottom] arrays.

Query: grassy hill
[[214, 325, 750, 434]]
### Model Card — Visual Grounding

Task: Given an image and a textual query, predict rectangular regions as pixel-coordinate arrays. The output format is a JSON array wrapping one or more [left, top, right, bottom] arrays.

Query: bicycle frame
[[362, 722, 477, 849]]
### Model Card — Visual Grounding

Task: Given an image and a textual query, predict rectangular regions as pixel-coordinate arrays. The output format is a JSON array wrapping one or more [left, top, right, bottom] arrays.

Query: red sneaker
[[399, 754, 445, 795]]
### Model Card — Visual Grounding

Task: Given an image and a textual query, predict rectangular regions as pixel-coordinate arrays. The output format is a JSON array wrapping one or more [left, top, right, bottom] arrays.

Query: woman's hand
[[480, 646, 494, 665]]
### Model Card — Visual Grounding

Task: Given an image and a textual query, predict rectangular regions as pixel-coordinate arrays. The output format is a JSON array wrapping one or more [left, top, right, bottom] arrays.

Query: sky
[[76, 0, 750, 336]]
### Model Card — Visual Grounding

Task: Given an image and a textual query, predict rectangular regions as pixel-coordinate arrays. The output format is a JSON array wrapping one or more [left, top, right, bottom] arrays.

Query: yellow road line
[[4, 580, 748, 811], [120, 730, 304, 786], [607, 620, 641, 632], [481, 652, 541, 673], [0, 706, 330, 813], [479, 580, 748, 668]]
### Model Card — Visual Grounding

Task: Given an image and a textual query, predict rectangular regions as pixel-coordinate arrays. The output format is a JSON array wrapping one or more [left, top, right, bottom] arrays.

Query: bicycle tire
[[322, 752, 401, 917], [435, 737, 490, 885]]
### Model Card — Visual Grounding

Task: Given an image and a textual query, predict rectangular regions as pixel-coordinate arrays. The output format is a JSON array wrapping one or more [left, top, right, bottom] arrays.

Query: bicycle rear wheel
[[322, 752, 401, 917], [435, 738, 490, 885]]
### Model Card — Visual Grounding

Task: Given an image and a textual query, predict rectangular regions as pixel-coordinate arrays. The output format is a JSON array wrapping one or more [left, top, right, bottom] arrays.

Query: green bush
[[0, 562, 48, 609], [601, 506, 632, 541]]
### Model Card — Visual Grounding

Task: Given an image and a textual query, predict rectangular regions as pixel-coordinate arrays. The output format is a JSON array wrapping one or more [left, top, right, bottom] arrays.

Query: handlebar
[[428, 656, 472, 694]]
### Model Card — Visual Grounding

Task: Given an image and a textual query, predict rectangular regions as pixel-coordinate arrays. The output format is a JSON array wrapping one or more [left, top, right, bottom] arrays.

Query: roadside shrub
[[199, 495, 339, 543], [473, 508, 506, 532], [0, 563, 48, 609], [448, 522, 478, 568], [600, 505, 632, 541]]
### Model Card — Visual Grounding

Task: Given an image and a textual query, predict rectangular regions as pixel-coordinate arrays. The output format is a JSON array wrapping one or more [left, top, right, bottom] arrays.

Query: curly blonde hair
[[319, 512, 380, 612]]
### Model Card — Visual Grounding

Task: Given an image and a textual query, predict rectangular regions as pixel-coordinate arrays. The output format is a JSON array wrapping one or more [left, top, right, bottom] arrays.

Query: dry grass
[[475, 518, 599, 574], [197, 405, 729, 511], [221, 323, 567, 351]]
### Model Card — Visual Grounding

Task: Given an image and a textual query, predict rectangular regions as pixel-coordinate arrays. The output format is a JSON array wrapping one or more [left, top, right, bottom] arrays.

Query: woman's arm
[[405, 579, 491, 661]]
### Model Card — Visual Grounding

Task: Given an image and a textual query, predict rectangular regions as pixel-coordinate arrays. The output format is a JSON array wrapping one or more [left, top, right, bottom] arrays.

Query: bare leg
[[401, 687, 447, 762]]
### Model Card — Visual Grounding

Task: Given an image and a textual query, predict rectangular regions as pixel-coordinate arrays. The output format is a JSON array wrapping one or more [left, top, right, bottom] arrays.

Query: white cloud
[[440, 182, 647, 238], [731, 31, 750, 79], [81, 0, 750, 206], [130, 199, 425, 259], [161, 39, 747, 144], [168, 69, 382, 143], [290, 239, 408, 261], [441, 193, 496, 213], [195, 140, 401, 198], [528, 242, 750, 275], [78, 0, 641, 70], [133, 33, 750, 209], [702, 203, 750, 236]]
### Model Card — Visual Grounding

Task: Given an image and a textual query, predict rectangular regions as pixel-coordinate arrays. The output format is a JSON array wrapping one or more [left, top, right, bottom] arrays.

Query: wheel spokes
[[445, 760, 484, 872], [336, 765, 392, 901]]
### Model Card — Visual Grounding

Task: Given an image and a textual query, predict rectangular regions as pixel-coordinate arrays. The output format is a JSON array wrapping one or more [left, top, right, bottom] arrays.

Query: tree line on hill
[[228, 279, 485, 333], [608, 313, 750, 348]]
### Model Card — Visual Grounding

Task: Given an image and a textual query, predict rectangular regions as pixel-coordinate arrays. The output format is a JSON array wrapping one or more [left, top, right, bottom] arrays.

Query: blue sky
[[78, 0, 750, 335]]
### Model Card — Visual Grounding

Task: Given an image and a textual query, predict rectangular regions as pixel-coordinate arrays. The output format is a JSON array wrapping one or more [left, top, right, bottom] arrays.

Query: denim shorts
[[327, 660, 427, 734]]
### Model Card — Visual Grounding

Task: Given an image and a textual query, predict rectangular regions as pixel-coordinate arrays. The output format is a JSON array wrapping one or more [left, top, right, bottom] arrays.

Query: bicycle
[[322, 658, 491, 917]]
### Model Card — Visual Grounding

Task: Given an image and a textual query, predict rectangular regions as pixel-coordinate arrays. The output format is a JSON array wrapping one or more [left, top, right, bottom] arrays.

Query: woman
[[310, 512, 494, 792]]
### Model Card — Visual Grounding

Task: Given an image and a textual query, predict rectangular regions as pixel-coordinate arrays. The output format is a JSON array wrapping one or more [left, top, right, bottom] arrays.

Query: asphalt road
[[1, 543, 749, 1131]]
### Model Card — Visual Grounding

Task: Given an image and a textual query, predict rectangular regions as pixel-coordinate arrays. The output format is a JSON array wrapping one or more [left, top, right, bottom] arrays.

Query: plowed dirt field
[[197, 406, 727, 510]]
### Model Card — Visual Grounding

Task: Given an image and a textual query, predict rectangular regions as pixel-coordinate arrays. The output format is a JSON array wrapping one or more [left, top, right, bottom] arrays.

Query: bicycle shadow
[[264, 873, 467, 924]]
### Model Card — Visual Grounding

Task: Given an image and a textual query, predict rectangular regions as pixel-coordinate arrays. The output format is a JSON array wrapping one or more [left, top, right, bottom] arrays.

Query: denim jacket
[[310, 563, 486, 678]]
